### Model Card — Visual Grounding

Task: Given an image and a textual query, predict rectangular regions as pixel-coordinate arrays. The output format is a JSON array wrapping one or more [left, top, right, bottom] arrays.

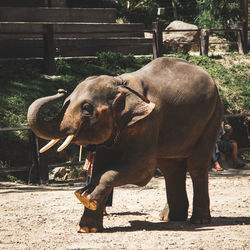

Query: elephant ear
[[112, 89, 155, 127]]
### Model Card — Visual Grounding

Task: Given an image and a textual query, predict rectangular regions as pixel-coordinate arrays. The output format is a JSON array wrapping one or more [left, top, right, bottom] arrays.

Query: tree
[[112, 0, 159, 26], [196, 0, 241, 29]]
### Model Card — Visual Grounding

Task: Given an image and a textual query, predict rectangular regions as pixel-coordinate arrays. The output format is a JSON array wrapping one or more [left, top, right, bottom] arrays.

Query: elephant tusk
[[39, 139, 59, 153], [57, 134, 74, 152]]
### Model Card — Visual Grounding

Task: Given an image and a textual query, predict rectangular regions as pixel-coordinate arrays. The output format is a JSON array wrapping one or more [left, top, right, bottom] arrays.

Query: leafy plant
[[0, 161, 20, 182], [195, 0, 241, 29], [112, 0, 159, 26], [97, 51, 152, 74]]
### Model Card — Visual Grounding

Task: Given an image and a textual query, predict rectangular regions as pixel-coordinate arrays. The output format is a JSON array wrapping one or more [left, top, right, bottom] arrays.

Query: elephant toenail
[[78, 227, 89, 233]]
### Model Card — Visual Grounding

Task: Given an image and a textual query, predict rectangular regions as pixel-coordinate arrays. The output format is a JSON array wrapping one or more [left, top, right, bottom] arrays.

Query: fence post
[[29, 131, 49, 184], [152, 22, 163, 58], [152, 31, 158, 59], [43, 24, 56, 75], [237, 21, 248, 54], [200, 29, 210, 56], [29, 131, 40, 184], [37, 139, 49, 184]]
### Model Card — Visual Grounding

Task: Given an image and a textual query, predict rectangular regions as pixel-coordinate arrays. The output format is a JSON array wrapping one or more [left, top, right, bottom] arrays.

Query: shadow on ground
[[104, 216, 250, 233]]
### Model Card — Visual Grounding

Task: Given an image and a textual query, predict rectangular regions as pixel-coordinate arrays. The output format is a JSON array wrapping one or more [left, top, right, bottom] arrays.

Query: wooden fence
[[0, 126, 85, 184], [152, 21, 248, 58], [0, 6, 248, 75], [0, 7, 152, 75]]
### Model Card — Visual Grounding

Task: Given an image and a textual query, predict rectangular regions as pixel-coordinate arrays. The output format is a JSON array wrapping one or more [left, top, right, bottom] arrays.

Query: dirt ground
[[0, 166, 249, 250]]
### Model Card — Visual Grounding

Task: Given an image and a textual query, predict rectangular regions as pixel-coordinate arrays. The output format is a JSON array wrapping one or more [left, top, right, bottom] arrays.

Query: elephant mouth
[[39, 134, 75, 153], [39, 123, 117, 153]]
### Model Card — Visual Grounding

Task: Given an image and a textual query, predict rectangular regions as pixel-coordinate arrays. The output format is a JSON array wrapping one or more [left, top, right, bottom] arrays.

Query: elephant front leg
[[75, 170, 118, 211], [158, 159, 189, 222], [75, 170, 117, 233], [75, 157, 155, 232]]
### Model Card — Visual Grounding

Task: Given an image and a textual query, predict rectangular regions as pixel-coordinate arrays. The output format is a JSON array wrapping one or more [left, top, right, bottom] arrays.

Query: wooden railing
[[0, 126, 85, 184], [0, 7, 154, 75], [1, 7, 248, 75], [152, 21, 248, 58]]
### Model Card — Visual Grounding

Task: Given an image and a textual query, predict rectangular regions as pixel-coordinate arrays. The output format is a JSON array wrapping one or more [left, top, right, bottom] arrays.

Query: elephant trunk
[[27, 89, 68, 140]]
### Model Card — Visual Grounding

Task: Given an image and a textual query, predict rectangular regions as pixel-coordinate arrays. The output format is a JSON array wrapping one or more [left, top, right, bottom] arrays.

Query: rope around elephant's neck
[[102, 127, 121, 149], [115, 77, 150, 104]]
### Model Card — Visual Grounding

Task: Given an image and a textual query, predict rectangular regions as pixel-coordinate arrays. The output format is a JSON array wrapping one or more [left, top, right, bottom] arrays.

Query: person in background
[[83, 145, 113, 215], [211, 122, 245, 171]]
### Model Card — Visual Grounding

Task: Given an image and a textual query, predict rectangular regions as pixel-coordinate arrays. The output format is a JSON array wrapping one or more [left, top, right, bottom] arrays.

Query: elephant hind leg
[[187, 101, 222, 224], [187, 144, 212, 224], [158, 158, 189, 222]]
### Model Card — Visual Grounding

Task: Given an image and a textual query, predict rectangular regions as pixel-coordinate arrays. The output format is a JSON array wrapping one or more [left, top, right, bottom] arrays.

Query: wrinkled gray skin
[[27, 57, 223, 232]]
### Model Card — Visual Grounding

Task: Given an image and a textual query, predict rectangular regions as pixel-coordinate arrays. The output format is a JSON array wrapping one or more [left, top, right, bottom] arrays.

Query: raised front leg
[[75, 169, 118, 211], [158, 158, 189, 222], [75, 119, 158, 232], [75, 151, 156, 232]]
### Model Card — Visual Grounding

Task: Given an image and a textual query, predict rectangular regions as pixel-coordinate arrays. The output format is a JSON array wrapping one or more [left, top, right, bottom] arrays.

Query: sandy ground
[[0, 167, 249, 250]]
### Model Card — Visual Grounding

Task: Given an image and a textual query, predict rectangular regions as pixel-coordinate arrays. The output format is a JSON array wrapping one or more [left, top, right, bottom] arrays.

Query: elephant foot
[[78, 226, 99, 233], [159, 203, 188, 222], [190, 215, 211, 224], [74, 190, 98, 210], [79, 207, 104, 233], [159, 204, 170, 221]]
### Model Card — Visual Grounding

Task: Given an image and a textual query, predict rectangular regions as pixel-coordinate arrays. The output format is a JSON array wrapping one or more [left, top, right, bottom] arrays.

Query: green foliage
[[0, 161, 20, 182], [241, 151, 250, 161], [56, 53, 152, 77], [96, 51, 152, 74], [55, 57, 109, 77], [195, 0, 241, 29], [160, 0, 198, 25], [112, 0, 159, 27]]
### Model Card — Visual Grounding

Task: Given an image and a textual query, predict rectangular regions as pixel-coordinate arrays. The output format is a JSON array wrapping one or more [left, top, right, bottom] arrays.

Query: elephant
[[27, 57, 223, 233]]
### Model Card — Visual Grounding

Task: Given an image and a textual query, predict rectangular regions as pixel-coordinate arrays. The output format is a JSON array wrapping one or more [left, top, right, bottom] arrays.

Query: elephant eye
[[81, 102, 93, 116]]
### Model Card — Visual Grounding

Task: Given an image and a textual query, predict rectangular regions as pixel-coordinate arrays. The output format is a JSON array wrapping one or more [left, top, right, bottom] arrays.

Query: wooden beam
[[0, 166, 30, 173], [0, 7, 117, 23], [0, 126, 30, 132], [240, 0, 248, 24], [0, 37, 153, 58], [200, 29, 210, 56], [152, 22, 163, 58], [43, 24, 56, 75], [0, 23, 145, 38], [238, 21, 248, 54]]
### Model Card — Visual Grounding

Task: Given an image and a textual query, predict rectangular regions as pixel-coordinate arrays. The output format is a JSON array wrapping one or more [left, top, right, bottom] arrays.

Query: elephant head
[[27, 75, 155, 153]]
